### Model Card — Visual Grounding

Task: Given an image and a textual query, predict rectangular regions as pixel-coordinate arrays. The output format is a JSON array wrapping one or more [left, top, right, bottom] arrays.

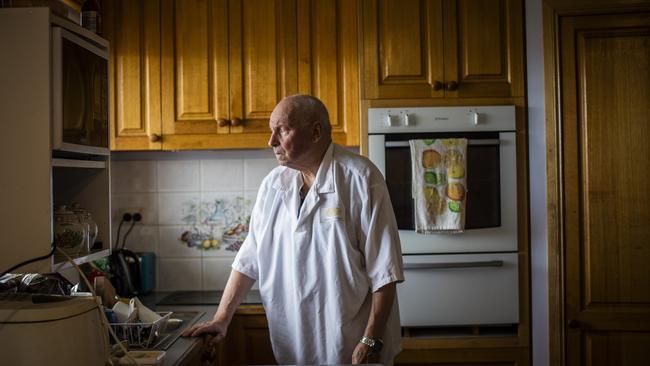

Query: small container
[[71, 204, 98, 252], [54, 206, 86, 256]]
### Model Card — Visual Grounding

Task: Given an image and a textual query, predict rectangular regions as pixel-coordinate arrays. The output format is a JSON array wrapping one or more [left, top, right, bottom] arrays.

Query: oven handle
[[404, 260, 504, 270], [385, 139, 500, 148]]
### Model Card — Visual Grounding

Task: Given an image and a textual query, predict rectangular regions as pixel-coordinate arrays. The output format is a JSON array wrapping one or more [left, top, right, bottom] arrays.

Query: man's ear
[[311, 121, 322, 142]]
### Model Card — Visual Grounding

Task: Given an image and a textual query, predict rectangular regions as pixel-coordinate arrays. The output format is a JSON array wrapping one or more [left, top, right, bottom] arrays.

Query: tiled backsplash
[[110, 149, 277, 291]]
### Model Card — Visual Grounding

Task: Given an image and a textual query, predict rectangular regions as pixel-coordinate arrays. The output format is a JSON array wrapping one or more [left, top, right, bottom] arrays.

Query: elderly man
[[184, 95, 404, 365]]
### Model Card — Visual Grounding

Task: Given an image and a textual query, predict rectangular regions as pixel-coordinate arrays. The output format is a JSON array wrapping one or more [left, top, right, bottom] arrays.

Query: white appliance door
[[369, 132, 517, 254], [397, 253, 519, 326]]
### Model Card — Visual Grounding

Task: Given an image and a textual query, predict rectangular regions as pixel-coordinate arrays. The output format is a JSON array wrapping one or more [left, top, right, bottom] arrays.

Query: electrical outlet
[[117, 208, 144, 222]]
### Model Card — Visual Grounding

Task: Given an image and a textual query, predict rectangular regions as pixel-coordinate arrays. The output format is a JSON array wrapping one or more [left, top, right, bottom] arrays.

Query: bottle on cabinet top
[[81, 0, 101, 35]]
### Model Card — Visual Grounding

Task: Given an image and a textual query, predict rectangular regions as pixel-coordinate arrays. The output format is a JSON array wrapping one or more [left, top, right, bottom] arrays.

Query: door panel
[[585, 331, 650, 366], [362, 0, 444, 98], [298, 0, 360, 146], [229, 0, 298, 135], [161, 0, 229, 136], [560, 12, 650, 366], [105, 0, 161, 150], [447, 0, 522, 97]]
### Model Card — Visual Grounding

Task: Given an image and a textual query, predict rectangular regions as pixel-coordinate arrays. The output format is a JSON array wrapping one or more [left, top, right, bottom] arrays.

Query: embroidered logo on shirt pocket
[[320, 206, 345, 222]]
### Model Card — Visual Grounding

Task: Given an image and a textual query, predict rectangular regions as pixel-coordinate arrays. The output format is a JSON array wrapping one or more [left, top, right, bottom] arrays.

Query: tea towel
[[410, 138, 468, 233]]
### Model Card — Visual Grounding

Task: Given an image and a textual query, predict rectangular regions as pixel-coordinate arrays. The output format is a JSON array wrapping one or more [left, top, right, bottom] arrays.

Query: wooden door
[[559, 12, 650, 366], [228, 0, 299, 145], [444, 0, 524, 98], [362, 0, 445, 99], [160, 0, 230, 149], [104, 0, 162, 150], [297, 0, 360, 146]]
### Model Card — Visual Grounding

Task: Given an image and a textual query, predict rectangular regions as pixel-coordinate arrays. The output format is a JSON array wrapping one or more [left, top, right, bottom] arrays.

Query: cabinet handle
[[432, 81, 443, 91], [217, 119, 230, 127], [149, 134, 161, 142], [231, 118, 242, 127], [446, 81, 458, 91]]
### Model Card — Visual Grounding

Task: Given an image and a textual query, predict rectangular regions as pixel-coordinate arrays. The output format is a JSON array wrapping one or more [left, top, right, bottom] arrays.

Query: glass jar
[[71, 204, 98, 253], [54, 206, 87, 255]]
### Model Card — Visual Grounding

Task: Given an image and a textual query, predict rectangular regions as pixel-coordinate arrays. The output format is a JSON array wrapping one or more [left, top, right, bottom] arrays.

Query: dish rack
[[110, 312, 172, 348]]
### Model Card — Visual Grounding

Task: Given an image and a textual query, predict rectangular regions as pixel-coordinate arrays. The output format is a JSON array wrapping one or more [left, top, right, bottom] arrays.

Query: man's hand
[[352, 342, 380, 364], [181, 319, 228, 345]]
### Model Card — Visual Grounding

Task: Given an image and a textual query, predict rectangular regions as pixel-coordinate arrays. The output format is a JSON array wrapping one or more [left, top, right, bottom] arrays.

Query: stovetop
[[156, 290, 262, 306]]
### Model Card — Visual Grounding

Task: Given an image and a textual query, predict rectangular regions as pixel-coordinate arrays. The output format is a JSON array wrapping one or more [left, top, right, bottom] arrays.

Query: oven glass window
[[384, 133, 501, 230], [61, 37, 108, 148]]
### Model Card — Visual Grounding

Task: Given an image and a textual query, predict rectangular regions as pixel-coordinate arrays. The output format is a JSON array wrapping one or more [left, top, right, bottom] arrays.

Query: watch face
[[373, 339, 383, 353]]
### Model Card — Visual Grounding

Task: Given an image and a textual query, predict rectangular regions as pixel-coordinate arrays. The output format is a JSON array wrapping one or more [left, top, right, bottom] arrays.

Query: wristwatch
[[359, 336, 384, 353]]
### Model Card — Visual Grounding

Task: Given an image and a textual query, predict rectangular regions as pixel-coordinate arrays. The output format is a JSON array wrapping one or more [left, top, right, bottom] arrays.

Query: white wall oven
[[368, 106, 519, 327]]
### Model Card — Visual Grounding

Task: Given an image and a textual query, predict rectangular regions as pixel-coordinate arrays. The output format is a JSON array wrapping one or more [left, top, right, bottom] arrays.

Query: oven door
[[368, 131, 517, 254]]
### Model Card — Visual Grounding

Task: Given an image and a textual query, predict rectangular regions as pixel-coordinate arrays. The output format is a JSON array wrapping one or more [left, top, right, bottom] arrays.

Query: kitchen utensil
[[109, 249, 141, 297]]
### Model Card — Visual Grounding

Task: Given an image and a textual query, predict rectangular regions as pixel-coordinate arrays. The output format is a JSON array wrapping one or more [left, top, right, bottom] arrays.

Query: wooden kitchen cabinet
[[394, 346, 528, 366], [362, 0, 525, 99], [105, 0, 360, 151], [215, 308, 276, 365], [103, 0, 162, 151]]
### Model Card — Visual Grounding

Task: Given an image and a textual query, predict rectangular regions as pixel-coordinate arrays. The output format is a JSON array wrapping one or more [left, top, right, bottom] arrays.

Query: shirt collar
[[312, 142, 335, 194]]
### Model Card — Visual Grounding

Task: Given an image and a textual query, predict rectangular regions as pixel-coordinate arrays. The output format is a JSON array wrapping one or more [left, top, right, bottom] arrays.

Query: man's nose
[[268, 132, 278, 147]]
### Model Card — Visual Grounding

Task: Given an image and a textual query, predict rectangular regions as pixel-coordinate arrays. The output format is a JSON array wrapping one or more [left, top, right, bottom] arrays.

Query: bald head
[[277, 94, 332, 137]]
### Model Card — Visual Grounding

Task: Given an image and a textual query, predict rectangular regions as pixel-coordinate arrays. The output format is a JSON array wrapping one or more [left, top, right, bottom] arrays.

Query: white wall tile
[[111, 225, 158, 253], [158, 258, 202, 291], [200, 159, 244, 192], [157, 160, 200, 192], [112, 193, 158, 225], [158, 225, 202, 258], [158, 193, 199, 225], [202, 257, 235, 291], [243, 158, 277, 191], [111, 161, 156, 193]]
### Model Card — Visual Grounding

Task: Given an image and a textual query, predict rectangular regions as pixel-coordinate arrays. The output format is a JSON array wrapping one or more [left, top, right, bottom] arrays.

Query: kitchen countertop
[[138, 290, 264, 366]]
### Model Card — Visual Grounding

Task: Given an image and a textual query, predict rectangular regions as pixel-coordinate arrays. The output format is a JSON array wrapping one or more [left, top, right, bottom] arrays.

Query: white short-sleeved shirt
[[232, 143, 404, 365]]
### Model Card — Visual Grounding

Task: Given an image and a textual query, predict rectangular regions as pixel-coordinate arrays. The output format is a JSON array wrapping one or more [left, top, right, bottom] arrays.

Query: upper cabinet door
[[298, 0, 360, 146], [362, 0, 524, 99], [363, 0, 445, 99], [443, 0, 524, 98], [104, 0, 162, 150], [228, 0, 299, 139], [160, 0, 230, 148]]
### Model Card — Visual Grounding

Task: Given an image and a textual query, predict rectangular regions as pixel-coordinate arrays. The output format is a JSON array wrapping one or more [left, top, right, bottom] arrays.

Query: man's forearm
[[363, 282, 397, 338], [213, 269, 256, 324]]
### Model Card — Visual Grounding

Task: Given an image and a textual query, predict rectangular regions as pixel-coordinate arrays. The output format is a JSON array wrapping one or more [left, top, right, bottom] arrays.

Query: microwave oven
[[52, 26, 109, 155]]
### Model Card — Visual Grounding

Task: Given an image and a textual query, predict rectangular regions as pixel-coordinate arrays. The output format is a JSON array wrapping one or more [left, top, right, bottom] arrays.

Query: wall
[[110, 149, 277, 291], [525, 0, 549, 365]]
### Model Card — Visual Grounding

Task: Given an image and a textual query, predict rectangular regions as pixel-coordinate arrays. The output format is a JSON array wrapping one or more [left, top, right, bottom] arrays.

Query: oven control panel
[[368, 105, 516, 134]]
